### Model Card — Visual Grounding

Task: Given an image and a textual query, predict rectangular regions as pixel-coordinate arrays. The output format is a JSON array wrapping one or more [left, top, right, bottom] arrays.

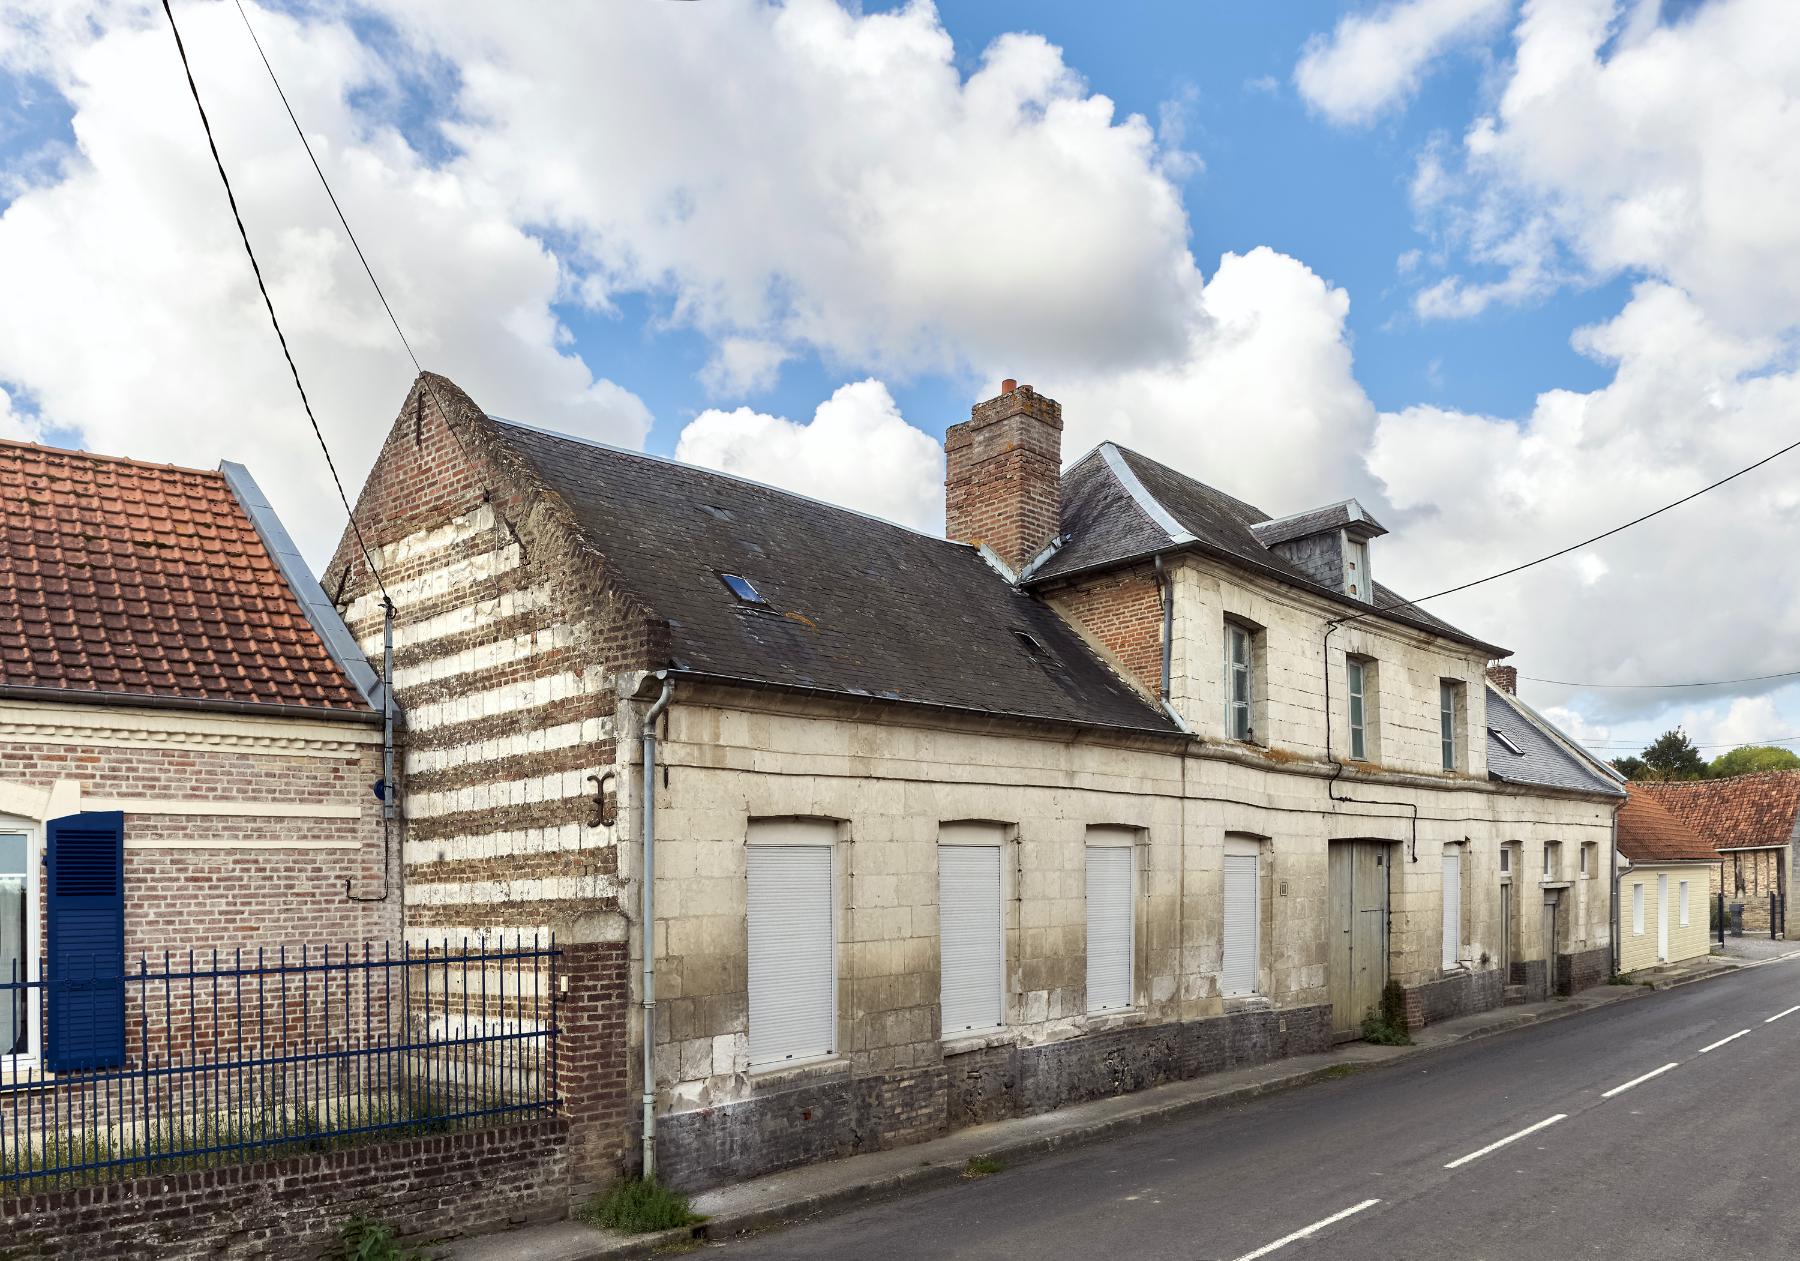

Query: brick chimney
[[944, 380, 1063, 574], [1486, 665, 1518, 695]]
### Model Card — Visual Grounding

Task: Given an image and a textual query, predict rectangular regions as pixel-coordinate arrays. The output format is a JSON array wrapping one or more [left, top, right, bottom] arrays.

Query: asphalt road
[[711, 962, 1800, 1260]]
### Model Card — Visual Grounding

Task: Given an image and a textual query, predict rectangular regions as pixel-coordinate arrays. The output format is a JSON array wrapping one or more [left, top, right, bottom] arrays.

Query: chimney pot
[[1001, 378, 1017, 394]]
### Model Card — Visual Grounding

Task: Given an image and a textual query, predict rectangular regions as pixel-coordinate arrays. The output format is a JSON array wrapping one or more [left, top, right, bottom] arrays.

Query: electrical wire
[[159, 0, 389, 602], [1527, 668, 1800, 690], [1586, 735, 1800, 752]]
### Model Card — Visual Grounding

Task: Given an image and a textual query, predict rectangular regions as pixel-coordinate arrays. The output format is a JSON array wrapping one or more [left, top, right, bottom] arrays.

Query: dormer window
[[1345, 536, 1371, 601]]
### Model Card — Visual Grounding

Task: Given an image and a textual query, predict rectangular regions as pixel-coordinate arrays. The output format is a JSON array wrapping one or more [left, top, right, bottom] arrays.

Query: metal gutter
[[220, 459, 384, 711]]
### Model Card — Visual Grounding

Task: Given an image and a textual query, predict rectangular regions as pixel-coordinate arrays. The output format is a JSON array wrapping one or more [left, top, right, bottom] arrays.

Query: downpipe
[[640, 674, 674, 1181]]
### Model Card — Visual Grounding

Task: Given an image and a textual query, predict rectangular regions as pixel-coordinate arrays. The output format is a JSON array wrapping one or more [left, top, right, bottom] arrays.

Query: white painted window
[[1085, 829, 1136, 1013], [1223, 622, 1253, 741], [1442, 846, 1463, 969], [746, 821, 836, 1066], [1632, 882, 1645, 935], [1679, 880, 1690, 927], [1346, 537, 1370, 601], [1543, 842, 1560, 880], [938, 825, 1004, 1037], [1, 825, 32, 1060], [1222, 837, 1260, 997], [1499, 845, 1511, 875], [1439, 682, 1460, 770], [1347, 658, 1368, 761]]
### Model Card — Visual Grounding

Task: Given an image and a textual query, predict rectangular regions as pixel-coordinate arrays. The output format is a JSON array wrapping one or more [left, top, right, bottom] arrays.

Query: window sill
[[1222, 994, 1271, 1012], [746, 1054, 849, 1089], [1539, 880, 1573, 890], [942, 1028, 1017, 1056], [1082, 1007, 1146, 1033]]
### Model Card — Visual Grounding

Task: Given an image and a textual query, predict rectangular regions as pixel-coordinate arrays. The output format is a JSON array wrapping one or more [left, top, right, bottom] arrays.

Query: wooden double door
[[1328, 840, 1392, 1037]]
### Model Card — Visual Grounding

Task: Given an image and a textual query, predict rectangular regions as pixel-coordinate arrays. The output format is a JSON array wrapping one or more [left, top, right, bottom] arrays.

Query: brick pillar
[[554, 934, 631, 1204]]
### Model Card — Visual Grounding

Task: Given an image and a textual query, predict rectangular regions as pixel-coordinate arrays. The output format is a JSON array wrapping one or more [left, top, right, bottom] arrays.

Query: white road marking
[[1601, 1063, 1679, 1098], [1231, 1199, 1382, 1261], [1765, 1005, 1800, 1023], [1698, 1029, 1750, 1053], [1443, 1114, 1567, 1169]]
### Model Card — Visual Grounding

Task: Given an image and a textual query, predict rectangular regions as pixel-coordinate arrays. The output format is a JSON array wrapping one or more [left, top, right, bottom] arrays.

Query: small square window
[[1499, 847, 1511, 874]]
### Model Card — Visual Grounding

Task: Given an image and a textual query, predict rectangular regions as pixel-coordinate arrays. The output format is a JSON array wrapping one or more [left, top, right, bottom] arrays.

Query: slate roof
[[1636, 771, 1800, 852], [1250, 498, 1388, 548], [0, 440, 371, 714], [1485, 686, 1625, 798], [490, 421, 1178, 735], [1029, 444, 1503, 655], [1617, 786, 1717, 864]]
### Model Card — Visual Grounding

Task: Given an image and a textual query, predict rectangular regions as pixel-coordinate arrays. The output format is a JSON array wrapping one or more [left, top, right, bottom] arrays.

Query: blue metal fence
[[1, 937, 559, 1190]]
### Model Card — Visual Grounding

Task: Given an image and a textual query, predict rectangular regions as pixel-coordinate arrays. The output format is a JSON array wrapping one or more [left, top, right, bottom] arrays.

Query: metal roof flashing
[[219, 461, 383, 712]]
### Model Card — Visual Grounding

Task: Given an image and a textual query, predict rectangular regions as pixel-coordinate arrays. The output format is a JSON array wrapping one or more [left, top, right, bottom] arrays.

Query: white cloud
[[0, 385, 43, 441], [1412, 0, 1800, 327], [0, 1, 649, 565], [675, 379, 943, 533], [1296, 0, 1511, 126], [700, 338, 792, 397], [376, 0, 1203, 384]]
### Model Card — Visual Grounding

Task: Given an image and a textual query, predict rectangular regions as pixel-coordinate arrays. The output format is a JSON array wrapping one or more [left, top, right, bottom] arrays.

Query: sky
[[1, 0, 1797, 763]]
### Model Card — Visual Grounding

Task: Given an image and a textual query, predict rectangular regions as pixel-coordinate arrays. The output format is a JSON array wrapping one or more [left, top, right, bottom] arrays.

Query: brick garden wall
[[0, 1119, 568, 1260]]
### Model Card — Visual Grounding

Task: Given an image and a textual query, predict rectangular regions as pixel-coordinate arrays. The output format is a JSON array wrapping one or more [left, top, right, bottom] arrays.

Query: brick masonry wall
[[0, 1119, 567, 1260], [0, 729, 396, 960], [1050, 563, 1165, 699], [1401, 968, 1505, 1030], [1510, 957, 1550, 1002], [657, 1003, 1331, 1192], [1557, 945, 1610, 996]]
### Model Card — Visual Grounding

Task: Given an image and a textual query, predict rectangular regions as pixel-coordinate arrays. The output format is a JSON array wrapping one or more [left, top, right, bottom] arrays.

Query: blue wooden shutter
[[45, 811, 126, 1071]]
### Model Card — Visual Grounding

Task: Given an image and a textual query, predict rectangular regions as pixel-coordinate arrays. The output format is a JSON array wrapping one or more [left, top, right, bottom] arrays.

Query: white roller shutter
[[1442, 848, 1463, 969], [1222, 852, 1259, 997], [1086, 845, 1134, 1013], [938, 845, 1003, 1035], [746, 844, 835, 1066]]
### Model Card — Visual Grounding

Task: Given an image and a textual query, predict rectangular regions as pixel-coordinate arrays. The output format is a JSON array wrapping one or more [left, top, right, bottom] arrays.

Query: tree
[[1611, 754, 1649, 779], [1707, 745, 1800, 778], [1620, 729, 1707, 781]]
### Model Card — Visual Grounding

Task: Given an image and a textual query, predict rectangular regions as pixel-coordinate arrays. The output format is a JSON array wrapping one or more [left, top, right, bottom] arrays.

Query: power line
[[1587, 735, 1800, 752], [232, 0, 420, 376], [1384, 431, 1800, 617], [1527, 667, 1800, 690], [159, 0, 389, 601]]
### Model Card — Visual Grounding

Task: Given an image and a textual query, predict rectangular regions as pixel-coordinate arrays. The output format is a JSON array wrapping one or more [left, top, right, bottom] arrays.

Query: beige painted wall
[[1618, 863, 1713, 972], [624, 685, 1616, 1116]]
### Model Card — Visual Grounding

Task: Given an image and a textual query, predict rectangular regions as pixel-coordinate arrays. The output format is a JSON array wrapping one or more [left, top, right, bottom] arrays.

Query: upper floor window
[[1224, 622, 1254, 741], [1347, 657, 1375, 761], [1345, 537, 1371, 601], [1439, 681, 1464, 770]]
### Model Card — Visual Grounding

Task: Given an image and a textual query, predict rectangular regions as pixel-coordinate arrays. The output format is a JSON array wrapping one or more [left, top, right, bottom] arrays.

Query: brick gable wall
[[1047, 562, 1165, 700]]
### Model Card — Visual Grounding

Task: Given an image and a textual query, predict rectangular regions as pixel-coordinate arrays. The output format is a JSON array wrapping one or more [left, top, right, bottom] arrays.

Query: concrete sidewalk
[[438, 976, 1695, 1261]]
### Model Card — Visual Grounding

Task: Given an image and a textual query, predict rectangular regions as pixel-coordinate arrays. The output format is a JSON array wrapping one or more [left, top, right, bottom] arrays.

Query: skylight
[[720, 573, 767, 605], [1490, 727, 1524, 756]]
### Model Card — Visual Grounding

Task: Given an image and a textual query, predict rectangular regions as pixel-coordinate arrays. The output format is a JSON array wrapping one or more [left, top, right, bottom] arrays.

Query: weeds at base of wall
[[1607, 972, 1635, 986], [338, 1215, 422, 1261], [579, 1179, 705, 1234], [962, 1155, 1003, 1179], [1360, 980, 1413, 1046]]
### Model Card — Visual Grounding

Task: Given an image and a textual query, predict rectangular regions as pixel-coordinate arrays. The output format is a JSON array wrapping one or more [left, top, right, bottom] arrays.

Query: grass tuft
[[338, 1214, 420, 1261], [962, 1154, 1004, 1179], [580, 1178, 706, 1234]]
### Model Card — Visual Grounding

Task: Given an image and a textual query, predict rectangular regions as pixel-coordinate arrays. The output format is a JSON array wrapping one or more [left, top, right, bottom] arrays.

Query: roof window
[[1490, 727, 1524, 756], [1013, 630, 1046, 656], [720, 573, 767, 605]]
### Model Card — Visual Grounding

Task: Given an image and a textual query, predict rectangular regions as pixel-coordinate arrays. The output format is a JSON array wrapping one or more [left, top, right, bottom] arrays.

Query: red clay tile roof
[[0, 439, 368, 714], [1617, 786, 1718, 863], [1635, 771, 1800, 854]]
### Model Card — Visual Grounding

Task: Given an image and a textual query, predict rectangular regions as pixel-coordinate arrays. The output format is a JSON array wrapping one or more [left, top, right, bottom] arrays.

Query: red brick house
[[0, 439, 396, 1072], [1638, 771, 1800, 935]]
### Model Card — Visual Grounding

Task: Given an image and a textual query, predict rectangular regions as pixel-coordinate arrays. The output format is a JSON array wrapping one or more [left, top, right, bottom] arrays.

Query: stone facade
[[330, 376, 1621, 1194]]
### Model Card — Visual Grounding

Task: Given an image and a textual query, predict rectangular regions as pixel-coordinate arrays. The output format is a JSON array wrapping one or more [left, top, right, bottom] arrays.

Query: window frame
[[744, 819, 839, 1069], [1084, 827, 1138, 1015], [1345, 537, 1371, 601], [1439, 681, 1461, 771], [0, 816, 39, 1069], [1679, 880, 1691, 928], [1223, 621, 1254, 742], [1221, 836, 1262, 998], [1632, 881, 1646, 935], [937, 823, 1007, 1039], [1441, 843, 1465, 971], [1346, 657, 1368, 761]]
